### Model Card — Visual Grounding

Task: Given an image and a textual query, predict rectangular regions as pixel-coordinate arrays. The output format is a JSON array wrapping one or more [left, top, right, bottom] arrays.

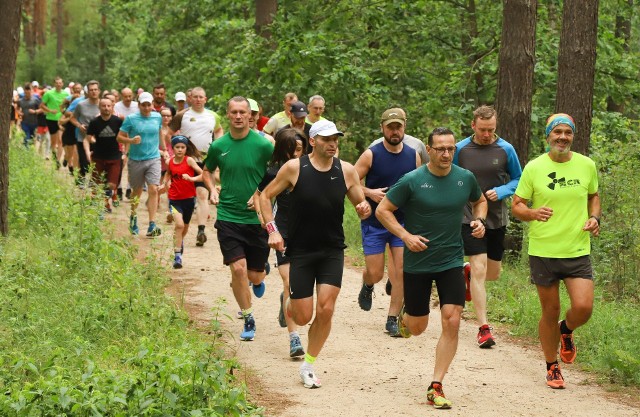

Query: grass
[[0, 138, 262, 415]]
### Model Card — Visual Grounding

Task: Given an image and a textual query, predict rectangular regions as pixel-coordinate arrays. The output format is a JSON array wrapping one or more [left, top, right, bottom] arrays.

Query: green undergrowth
[[0, 141, 261, 416]]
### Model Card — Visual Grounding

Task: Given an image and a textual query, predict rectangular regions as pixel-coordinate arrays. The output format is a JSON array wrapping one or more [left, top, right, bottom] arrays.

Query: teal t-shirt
[[515, 152, 598, 258], [204, 130, 274, 224], [41, 89, 68, 121], [386, 165, 482, 273], [120, 112, 162, 161]]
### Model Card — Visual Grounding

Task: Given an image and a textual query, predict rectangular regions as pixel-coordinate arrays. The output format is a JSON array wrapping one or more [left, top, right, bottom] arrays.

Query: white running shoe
[[299, 366, 321, 389]]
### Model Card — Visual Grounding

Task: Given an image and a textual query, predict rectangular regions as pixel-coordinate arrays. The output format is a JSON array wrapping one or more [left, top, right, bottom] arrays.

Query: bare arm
[[203, 166, 219, 205], [354, 149, 388, 203], [511, 195, 553, 222], [116, 130, 140, 145], [583, 192, 601, 236], [259, 160, 298, 252], [343, 162, 371, 220], [468, 194, 488, 238], [83, 136, 93, 163]]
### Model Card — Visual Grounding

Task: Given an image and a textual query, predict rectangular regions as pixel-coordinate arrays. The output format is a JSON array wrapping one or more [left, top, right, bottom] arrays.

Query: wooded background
[[13, 0, 639, 164]]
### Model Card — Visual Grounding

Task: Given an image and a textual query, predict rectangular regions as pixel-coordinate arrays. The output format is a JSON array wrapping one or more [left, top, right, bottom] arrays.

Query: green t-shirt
[[515, 152, 598, 258], [386, 165, 482, 273], [204, 130, 274, 224], [41, 89, 68, 121]]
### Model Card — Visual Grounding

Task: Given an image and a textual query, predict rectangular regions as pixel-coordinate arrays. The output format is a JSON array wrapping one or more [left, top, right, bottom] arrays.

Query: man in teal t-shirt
[[40, 76, 68, 162], [203, 96, 273, 342], [512, 113, 601, 390], [117, 92, 166, 237], [376, 127, 487, 410]]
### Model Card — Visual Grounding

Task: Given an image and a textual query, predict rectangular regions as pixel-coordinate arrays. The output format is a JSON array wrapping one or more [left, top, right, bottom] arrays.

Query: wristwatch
[[476, 218, 487, 227]]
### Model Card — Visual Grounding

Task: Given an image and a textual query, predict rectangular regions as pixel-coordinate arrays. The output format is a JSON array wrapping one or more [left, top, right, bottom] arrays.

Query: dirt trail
[[108, 196, 640, 417]]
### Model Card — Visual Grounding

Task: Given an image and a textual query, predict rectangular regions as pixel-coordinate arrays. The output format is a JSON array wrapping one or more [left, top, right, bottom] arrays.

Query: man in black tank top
[[258, 120, 371, 389]]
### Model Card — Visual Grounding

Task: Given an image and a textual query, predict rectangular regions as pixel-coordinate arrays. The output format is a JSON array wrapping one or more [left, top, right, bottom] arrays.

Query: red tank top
[[168, 157, 196, 200]]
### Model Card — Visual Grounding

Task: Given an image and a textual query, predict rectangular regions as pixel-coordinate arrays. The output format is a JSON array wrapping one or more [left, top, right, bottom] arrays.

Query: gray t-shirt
[[73, 100, 100, 142], [18, 96, 41, 125], [369, 134, 428, 165]]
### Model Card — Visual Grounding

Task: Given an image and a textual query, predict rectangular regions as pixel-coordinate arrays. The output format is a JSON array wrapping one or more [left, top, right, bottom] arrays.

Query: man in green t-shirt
[[376, 127, 487, 410], [40, 76, 68, 163], [202, 96, 274, 342], [512, 113, 601, 390]]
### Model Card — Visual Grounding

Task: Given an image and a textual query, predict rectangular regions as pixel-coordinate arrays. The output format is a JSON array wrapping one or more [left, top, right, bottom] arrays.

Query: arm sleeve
[[86, 119, 97, 136], [514, 165, 533, 200], [494, 143, 523, 200], [385, 175, 411, 208], [120, 115, 132, 134]]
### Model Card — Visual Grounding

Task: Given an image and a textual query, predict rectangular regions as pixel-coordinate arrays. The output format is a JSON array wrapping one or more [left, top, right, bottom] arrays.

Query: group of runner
[[12, 79, 601, 409]]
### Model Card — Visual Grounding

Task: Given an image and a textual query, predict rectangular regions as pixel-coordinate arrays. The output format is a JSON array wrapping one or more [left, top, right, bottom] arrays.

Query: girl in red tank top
[[158, 135, 202, 269]]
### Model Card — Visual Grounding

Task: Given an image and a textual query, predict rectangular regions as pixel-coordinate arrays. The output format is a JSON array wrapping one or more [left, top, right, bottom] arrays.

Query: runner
[[114, 87, 139, 119], [117, 91, 167, 237], [71, 80, 101, 181], [85, 97, 124, 213], [279, 101, 312, 151], [158, 135, 203, 269], [512, 113, 600, 389], [262, 92, 298, 135], [248, 98, 274, 144], [376, 127, 487, 409], [151, 83, 176, 116], [202, 96, 274, 341], [453, 105, 522, 348], [253, 128, 306, 357], [354, 108, 420, 337], [258, 119, 371, 389], [40, 76, 67, 163], [169, 86, 224, 247], [17, 83, 41, 148], [306, 95, 326, 124]]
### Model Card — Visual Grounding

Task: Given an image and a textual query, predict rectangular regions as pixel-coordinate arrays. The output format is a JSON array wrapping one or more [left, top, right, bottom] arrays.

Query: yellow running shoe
[[427, 383, 452, 409], [397, 305, 411, 338]]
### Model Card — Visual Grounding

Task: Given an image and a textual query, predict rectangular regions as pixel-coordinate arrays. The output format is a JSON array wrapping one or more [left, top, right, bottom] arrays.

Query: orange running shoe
[[559, 321, 577, 364], [463, 262, 472, 302], [546, 363, 565, 389]]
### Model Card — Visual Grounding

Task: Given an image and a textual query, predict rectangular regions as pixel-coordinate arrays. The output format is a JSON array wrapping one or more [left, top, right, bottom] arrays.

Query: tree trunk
[[23, 0, 36, 62], [56, 0, 63, 59], [606, 0, 633, 113], [495, 0, 537, 168], [34, 0, 47, 46], [99, 0, 106, 76], [555, 0, 600, 155], [0, 0, 24, 236], [255, 0, 277, 40]]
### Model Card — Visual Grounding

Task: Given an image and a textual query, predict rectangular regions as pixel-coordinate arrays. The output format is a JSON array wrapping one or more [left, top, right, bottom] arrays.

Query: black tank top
[[287, 155, 347, 254]]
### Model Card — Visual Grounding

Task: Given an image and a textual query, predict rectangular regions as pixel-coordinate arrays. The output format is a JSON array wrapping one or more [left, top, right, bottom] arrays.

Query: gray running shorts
[[128, 158, 161, 190]]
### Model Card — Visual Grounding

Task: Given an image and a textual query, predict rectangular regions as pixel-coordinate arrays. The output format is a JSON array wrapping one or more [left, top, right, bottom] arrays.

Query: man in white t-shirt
[[114, 87, 139, 119], [169, 86, 224, 247]]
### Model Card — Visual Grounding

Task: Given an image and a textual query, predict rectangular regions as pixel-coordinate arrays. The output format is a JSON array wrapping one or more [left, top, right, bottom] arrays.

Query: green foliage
[[0, 143, 261, 416]]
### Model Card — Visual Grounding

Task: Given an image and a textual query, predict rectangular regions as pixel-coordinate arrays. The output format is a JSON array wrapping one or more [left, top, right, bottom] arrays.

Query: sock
[[546, 361, 558, 371], [174, 248, 181, 254], [365, 283, 373, 289], [289, 331, 299, 340], [304, 353, 316, 365], [198, 225, 205, 232], [560, 320, 573, 334], [428, 381, 442, 390], [241, 308, 253, 318], [387, 315, 397, 322]]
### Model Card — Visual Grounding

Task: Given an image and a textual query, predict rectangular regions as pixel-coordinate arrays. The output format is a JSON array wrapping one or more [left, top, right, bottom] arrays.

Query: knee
[[363, 267, 384, 283], [229, 262, 246, 278], [292, 305, 313, 325], [407, 319, 427, 336], [572, 302, 593, 321], [541, 304, 561, 321], [315, 302, 335, 323], [441, 311, 462, 333]]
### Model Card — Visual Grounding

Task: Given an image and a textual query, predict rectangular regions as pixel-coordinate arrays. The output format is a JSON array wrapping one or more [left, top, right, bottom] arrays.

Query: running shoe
[[278, 292, 287, 328], [427, 383, 452, 409], [397, 305, 411, 338], [357, 282, 374, 311], [299, 366, 321, 389], [129, 215, 139, 235], [252, 281, 266, 298], [112, 196, 119, 208], [386, 316, 400, 337], [240, 315, 256, 341], [196, 230, 207, 246], [173, 253, 183, 269], [546, 363, 565, 389], [289, 335, 305, 358], [146, 222, 161, 237], [385, 279, 392, 296], [477, 324, 496, 348], [125, 188, 132, 200], [463, 262, 472, 302], [559, 321, 577, 364], [166, 211, 173, 224]]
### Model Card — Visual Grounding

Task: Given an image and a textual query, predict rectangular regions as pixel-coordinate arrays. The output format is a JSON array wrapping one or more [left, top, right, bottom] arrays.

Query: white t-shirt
[[114, 101, 139, 118], [170, 108, 218, 152]]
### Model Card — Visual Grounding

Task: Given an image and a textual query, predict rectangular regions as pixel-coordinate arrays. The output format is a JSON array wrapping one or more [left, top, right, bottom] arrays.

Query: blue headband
[[545, 114, 575, 137], [171, 135, 189, 148]]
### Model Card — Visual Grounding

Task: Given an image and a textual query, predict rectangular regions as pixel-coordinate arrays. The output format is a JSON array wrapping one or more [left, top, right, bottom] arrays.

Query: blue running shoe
[[129, 215, 139, 235], [289, 334, 304, 357], [240, 315, 256, 341], [173, 253, 183, 269], [252, 281, 266, 298], [146, 222, 161, 237]]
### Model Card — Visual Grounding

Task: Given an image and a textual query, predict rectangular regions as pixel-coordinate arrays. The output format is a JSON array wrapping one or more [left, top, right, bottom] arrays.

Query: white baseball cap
[[138, 92, 153, 104], [175, 92, 186, 101], [309, 120, 344, 138]]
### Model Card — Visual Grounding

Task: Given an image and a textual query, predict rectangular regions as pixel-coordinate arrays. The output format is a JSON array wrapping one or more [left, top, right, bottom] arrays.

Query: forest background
[[2, 0, 640, 413]]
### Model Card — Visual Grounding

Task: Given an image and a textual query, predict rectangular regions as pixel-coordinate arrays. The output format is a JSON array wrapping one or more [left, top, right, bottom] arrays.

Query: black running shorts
[[214, 220, 269, 271], [529, 255, 593, 287], [403, 267, 465, 316], [462, 224, 506, 261], [288, 248, 344, 299]]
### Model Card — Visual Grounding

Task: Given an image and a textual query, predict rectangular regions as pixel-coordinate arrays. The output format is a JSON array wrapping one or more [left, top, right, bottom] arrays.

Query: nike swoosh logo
[[221, 151, 230, 156], [331, 177, 338, 180], [302, 164, 308, 167]]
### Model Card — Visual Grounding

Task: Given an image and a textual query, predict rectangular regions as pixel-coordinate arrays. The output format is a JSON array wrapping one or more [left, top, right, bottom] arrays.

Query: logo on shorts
[[547, 172, 580, 190]]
